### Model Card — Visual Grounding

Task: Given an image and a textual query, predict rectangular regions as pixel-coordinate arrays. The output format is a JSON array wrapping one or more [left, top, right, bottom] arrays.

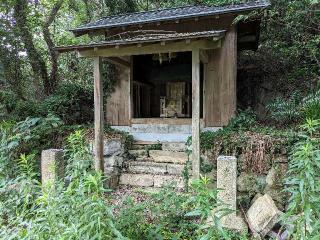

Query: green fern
[[267, 88, 320, 123]]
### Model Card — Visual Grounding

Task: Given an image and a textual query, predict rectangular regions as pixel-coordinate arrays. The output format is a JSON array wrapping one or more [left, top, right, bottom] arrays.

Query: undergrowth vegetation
[[267, 87, 320, 124], [0, 128, 247, 240], [188, 110, 298, 174], [284, 119, 320, 239]]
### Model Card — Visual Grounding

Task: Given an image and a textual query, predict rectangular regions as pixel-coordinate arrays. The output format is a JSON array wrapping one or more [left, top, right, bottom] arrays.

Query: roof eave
[[55, 30, 226, 53], [70, 2, 270, 37]]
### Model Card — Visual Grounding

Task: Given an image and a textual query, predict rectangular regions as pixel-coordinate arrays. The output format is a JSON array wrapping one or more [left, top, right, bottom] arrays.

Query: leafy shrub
[[0, 81, 94, 124], [0, 130, 123, 240], [114, 176, 248, 240], [188, 110, 296, 174], [267, 88, 320, 123], [227, 109, 257, 131], [0, 116, 63, 179], [39, 82, 94, 124], [284, 119, 320, 239], [65, 129, 93, 177]]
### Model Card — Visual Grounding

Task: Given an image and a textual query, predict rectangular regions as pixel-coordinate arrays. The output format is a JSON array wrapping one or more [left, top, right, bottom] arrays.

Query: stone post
[[91, 138, 124, 189], [41, 149, 64, 185], [216, 156, 247, 232]]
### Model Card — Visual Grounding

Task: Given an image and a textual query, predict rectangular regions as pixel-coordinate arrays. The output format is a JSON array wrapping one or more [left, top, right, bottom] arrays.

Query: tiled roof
[[55, 30, 226, 52], [71, 0, 270, 34]]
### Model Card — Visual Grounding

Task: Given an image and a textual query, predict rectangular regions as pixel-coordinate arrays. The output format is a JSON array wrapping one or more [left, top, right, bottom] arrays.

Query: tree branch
[[42, 0, 64, 94]]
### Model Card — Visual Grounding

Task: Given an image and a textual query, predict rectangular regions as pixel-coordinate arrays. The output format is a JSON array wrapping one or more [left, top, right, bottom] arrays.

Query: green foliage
[[262, 0, 319, 85], [227, 109, 257, 131], [0, 129, 123, 240], [284, 119, 320, 239], [0, 81, 94, 124], [267, 91, 302, 123], [22, 173, 120, 240], [267, 87, 320, 123], [187, 109, 258, 151], [114, 176, 246, 240], [0, 116, 63, 179], [188, 111, 298, 174], [39, 82, 94, 124], [65, 130, 93, 177]]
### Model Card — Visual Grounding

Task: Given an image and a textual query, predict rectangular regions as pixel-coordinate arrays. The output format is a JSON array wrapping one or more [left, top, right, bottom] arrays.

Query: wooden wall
[[106, 65, 130, 125], [204, 26, 237, 127]]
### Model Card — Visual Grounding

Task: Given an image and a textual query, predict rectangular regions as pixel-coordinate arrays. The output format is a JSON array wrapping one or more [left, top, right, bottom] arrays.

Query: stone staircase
[[119, 142, 189, 188]]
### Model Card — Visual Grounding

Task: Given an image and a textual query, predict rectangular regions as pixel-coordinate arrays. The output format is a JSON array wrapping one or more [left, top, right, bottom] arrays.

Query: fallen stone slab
[[247, 194, 282, 237]]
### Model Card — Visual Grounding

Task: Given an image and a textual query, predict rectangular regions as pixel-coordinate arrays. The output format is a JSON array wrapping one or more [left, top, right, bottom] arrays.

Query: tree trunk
[[13, 0, 49, 98], [14, 0, 64, 96]]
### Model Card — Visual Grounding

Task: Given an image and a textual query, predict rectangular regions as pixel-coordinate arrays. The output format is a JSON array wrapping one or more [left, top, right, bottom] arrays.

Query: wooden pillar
[[192, 49, 200, 179], [93, 57, 104, 172]]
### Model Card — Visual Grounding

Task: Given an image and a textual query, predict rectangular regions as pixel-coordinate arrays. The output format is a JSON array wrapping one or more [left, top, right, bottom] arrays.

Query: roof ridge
[[100, 5, 200, 20], [98, 0, 263, 20], [71, 0, 270, 34]]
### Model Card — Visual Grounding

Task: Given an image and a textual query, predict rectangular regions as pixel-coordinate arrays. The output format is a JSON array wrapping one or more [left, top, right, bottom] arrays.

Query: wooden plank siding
[[204, 26, 237, 127], [106, 64, 131, 126]]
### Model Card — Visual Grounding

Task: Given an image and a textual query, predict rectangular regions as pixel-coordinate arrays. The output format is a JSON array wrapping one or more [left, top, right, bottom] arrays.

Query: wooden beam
[[78, 39, 221, 58], [192, 49, 200, 179], [105, 57, 130, 68], [200, 50, 209, 64], [131, 117, 205, 126], [93, 57, 104, 172], [129, 56, 133, 122]]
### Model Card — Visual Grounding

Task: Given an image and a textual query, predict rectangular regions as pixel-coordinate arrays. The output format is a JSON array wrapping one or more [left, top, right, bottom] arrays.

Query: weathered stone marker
[[41, 149, 64, 185], [216, 156, 247, 232]]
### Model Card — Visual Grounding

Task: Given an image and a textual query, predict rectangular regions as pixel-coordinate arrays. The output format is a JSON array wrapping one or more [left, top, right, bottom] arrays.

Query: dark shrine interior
[[132, 52, 204, 118]]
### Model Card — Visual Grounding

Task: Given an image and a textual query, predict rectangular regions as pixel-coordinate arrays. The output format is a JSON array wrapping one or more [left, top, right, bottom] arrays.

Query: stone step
[[130, 144, 146, 150], [119, 173, 184, 188], [149, 150, 188, 164], [126, 161, 185, 175], [131, 141, 162, 150], [128, 149, 148, 158], [162, 142, 186, 152], [126, 161, 167, 174]]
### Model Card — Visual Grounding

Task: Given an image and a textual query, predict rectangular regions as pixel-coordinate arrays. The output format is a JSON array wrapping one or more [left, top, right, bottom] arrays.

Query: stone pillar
[[217, 156, 237, 212], [216, 156, 247, 232], [91, 138, 124, 189], [41, 149, 64, 185]]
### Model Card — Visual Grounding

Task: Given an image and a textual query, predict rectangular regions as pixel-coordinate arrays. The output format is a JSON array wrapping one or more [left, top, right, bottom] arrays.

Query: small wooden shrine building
[[56, 0, 270, 177]]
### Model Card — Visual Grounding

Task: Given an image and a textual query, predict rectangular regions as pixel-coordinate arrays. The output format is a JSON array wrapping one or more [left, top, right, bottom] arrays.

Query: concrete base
[[111, 124, 221, 142]]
